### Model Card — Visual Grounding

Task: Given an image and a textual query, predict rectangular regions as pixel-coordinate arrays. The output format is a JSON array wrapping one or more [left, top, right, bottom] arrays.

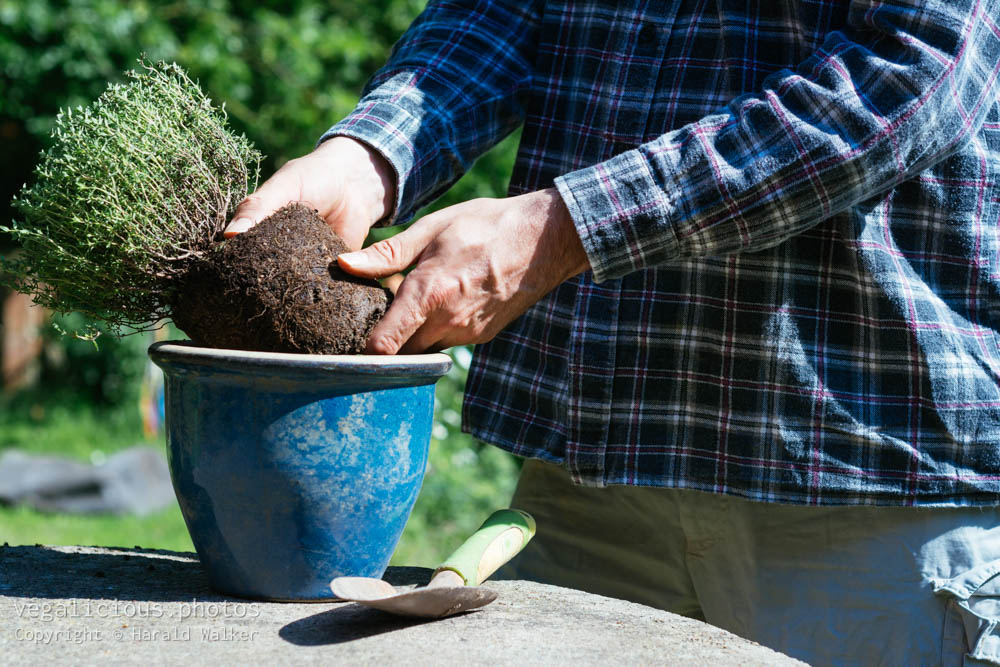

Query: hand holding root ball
[[228, 139, 591, 355], [224, 136, 396, 250], [337, 189, 590, 354]]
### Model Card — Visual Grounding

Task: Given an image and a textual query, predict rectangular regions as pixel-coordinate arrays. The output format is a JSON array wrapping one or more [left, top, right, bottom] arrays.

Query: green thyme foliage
[[3, 61, 261, 330]]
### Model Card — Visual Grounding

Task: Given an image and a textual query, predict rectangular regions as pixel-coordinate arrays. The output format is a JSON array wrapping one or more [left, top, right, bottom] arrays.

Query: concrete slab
[[0, 545, 804, 665]]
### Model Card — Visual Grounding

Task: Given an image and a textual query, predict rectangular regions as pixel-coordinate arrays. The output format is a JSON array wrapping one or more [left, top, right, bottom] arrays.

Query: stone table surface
[[0, 545, 804, 666]]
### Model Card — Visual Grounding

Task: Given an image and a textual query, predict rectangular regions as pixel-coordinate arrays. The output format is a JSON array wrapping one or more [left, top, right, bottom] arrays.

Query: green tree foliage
[[0, 0, 517, 238]]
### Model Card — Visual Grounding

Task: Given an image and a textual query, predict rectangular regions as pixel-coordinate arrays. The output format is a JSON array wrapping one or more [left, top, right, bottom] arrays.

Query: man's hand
[[337, 188, 591, 354], [223, 136, 395, 249]]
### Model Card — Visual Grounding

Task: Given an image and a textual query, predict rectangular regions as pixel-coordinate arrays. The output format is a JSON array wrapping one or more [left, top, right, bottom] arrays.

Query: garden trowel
[[330, 508, 535, 618]]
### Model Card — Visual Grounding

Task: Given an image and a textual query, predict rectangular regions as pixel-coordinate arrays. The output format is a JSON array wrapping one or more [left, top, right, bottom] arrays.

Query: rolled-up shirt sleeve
[[320, 0, 540, 225], [556, 0, 1000, 283]]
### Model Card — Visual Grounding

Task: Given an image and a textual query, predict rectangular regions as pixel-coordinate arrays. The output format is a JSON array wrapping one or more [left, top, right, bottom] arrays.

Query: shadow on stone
[[380, 566, 433, 588], [279, 604, 435, 646], [0, 545, 220, 602], [0, 545, 439, 607]]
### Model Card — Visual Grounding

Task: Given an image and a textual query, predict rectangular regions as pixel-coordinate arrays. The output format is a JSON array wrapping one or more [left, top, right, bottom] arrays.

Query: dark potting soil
[[170, 202, 391, 354]]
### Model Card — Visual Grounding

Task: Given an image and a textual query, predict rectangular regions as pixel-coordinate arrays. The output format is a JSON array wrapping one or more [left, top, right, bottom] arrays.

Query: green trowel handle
[[434, 509, 536, 586]]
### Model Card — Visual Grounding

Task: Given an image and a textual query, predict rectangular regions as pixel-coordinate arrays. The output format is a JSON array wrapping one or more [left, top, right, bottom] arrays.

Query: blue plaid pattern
[[324, 0, 1000, 505]]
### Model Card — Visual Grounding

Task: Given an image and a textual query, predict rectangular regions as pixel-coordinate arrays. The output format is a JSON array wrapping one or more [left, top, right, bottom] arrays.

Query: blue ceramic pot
[[148, 342, 451, 601]]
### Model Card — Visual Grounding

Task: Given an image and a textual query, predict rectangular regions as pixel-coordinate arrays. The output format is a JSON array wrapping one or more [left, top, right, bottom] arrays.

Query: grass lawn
[[2, 504, 193, 551], [0, 386, 194, 551]]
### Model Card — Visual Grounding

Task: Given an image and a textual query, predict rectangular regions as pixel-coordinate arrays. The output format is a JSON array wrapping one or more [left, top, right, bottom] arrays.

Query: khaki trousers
[[498, 459, 1000, 667]]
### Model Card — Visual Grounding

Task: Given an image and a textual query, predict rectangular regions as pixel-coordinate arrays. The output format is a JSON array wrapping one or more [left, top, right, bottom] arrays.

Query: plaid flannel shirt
[[323, 0, 1000, 505]]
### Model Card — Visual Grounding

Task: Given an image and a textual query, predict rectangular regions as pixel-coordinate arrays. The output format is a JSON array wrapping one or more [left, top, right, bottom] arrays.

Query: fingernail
[[223, 218, 253, 238], [337, 251, 371, 271]]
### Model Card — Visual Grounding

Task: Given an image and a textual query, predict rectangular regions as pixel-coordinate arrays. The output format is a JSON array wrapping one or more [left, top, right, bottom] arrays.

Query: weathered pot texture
[[148, 342, 452, 601]]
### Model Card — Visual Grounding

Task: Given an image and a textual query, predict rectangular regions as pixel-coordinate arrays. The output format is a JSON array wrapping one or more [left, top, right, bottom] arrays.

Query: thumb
[[337, 225, 431, 279]]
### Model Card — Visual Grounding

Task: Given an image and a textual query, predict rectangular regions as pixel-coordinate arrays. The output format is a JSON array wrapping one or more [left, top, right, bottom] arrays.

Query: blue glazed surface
[[148, 342, 451, 600]]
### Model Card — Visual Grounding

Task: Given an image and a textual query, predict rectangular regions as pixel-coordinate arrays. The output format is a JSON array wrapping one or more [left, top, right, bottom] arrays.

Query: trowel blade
[[330, 576, 498, 618]]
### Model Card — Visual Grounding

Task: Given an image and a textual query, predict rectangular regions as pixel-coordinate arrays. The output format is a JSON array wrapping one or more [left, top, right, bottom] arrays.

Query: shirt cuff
[[554, 148, 682, 284], [318, 99, 425, 226]]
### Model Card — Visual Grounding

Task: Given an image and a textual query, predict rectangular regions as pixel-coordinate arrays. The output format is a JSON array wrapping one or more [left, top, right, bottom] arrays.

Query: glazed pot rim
[[148, 340, 453, 381]]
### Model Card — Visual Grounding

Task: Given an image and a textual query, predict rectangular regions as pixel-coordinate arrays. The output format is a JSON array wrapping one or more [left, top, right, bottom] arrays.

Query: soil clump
[[171, 203, 391, 354]]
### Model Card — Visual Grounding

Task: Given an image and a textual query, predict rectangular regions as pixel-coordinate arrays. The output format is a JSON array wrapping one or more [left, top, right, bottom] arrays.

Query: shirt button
[[638, 23, 658, 44]]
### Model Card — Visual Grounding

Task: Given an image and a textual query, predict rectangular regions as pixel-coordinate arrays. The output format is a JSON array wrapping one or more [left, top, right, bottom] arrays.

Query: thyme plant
[[3, 61, 261, 331]]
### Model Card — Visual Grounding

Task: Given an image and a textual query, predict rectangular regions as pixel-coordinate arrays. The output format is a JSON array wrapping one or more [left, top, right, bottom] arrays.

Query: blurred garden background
[[0, 0, 521, 565]]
